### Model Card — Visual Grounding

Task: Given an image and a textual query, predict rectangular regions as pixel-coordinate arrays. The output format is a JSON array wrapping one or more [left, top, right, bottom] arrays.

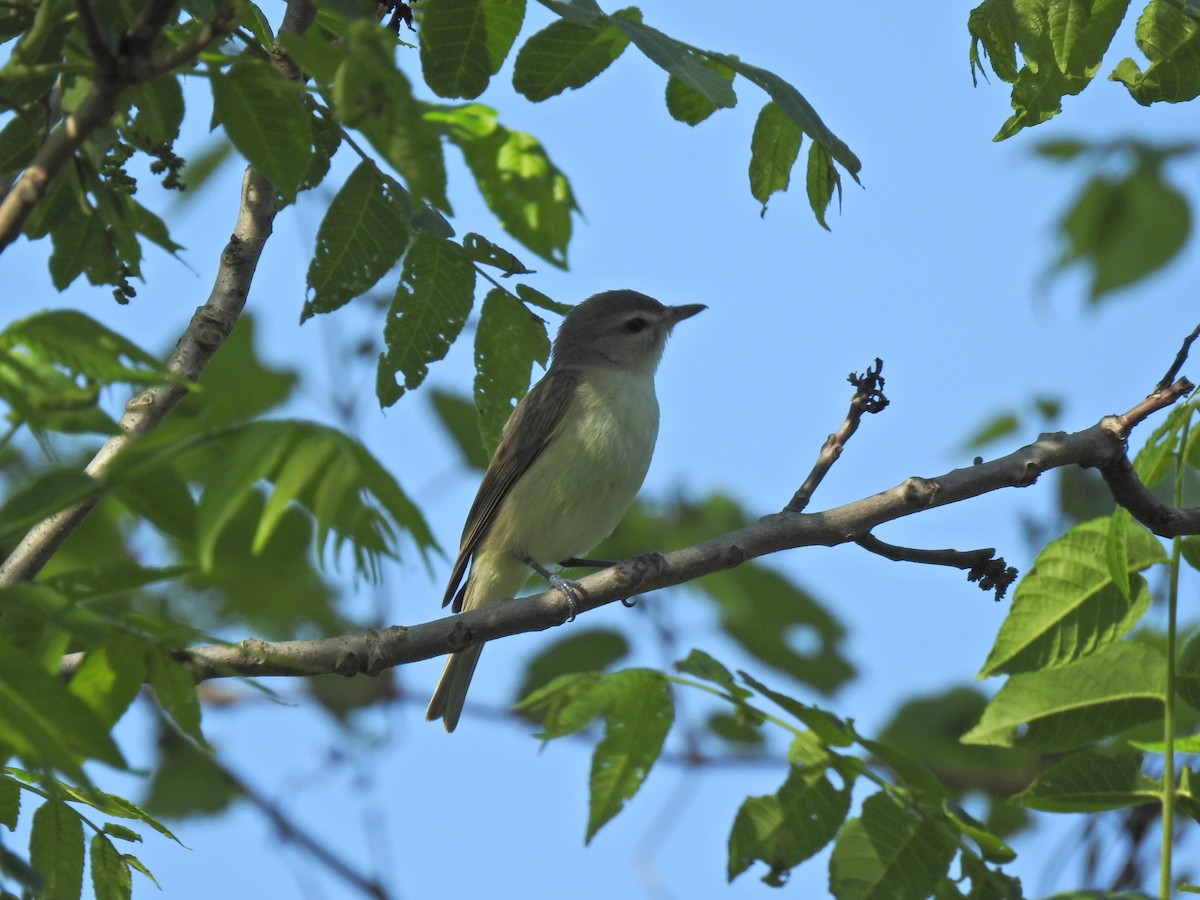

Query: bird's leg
[[523, 556, 585, 622]]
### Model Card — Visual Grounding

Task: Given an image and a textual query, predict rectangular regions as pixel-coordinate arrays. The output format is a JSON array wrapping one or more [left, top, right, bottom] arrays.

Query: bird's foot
[[523, 556, 586, 622]]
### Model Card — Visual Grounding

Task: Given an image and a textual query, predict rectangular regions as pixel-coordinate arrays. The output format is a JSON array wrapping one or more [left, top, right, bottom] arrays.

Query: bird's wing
[[442, 368, 581, 610]]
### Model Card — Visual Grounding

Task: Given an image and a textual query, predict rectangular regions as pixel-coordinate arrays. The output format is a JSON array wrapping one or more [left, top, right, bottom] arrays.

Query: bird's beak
[[666, 303, 707, 325]]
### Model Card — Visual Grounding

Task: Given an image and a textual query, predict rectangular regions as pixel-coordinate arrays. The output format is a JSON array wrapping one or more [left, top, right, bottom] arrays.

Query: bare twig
[[208, 755, 392, 900], [786, 358, 888, 513], [55, 373, 1198, 683], [853, 534, 1018, 600], [1153, 323, 1200, 395]]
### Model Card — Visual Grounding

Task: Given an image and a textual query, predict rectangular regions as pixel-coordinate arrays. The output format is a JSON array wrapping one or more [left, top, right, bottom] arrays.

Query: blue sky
[[4, 2, 1200, 897]]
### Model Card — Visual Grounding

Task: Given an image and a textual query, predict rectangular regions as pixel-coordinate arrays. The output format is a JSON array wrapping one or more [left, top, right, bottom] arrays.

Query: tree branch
[[56, 373, 1197, 683]]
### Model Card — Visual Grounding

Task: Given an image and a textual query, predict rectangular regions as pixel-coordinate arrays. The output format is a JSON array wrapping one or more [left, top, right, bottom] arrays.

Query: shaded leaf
[[608, 17, 735, 109], [473, 289, 550, 453], [828, 792, 957, 900], [1054, 163, 1190, 300], [31, 800, 83, 900], [513, 7, 635, 101], [1015, 749, 1157, 811], [209, 58, 312, 199], [665, 55, 735, 125], [728, 763, 852, 885], [303, 162, 411, 319], [376, 234, 476, 405], [419, 0, 525, 99], [89, 833, 132, 900]]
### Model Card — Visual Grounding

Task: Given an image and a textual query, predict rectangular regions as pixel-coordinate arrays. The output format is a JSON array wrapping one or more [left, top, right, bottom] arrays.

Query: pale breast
[[491, 367, 660, 565]]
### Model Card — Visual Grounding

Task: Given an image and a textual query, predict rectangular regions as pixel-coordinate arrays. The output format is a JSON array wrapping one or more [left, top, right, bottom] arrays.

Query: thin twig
[[786, 358, 887, 513], [217, 761, 392, 900], [1153, 322, 1200, 395], [853, 534, 1018, 600]]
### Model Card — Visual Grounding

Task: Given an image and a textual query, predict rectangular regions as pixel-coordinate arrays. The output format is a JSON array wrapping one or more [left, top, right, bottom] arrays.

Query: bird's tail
[[425, 644, 484, 732]]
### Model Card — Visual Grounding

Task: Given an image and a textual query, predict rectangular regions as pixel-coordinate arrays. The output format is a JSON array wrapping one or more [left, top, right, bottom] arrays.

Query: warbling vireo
[[426, 289, 705, 731]]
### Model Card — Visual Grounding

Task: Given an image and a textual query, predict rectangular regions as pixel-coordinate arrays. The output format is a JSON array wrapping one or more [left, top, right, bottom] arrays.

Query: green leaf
[[89, 834, 132, 900], [718, 56, 861, 183], [126, 75, 184, 147], [749, 101, 802, 215], [674, 649, 751, 700], [143, 730, 241, 820], [429, 389, 492, 470], [828, 792, 957, 900], [964, 640, 1167, 751], [0, 469, 101, 545], [147, 649, 204, 747], [419, 0, 526, 99], [473, 289, 550, 453], [665, 58, 735, 126], [1015, 749, 1157, 811], [1054, 163, 1191, 300], [303, 162, 411, 319], [512, 8, 634, 101], [586, 668, 673, 842], [47, 204, 117, 291], [31, 800, 84, 900], [515, 282, 572, 315], [969, 0, 1022, 83], [805, 141, 840, 230], [738, 671, 855, 747], [462, 232, 533, 275], [727, 763, 852, 885], [516, 670, 615, 738], [1105, 507, 1131, 600], [1132, 401, 1192, 487], [0, 774, 18, 829], [278, 29, 347, 85], [191, 420, 436, 577], [209, 58, 312, 199], [454, 124, 577, 266], [100, 824, 141, 843], [1110, 0, 1200, 104], [67, 634, 148, 727], [333, 24, 450, 210], [376, 234, 476, 405], [513, 628, 630, 705], [608, 17, 736, 110], [978, 519, 1166, 677], [1177, 631, 1200, 710], [969, 0, 1133, 140], [0, 112, 38, 174], [0, 641, 126, 778]]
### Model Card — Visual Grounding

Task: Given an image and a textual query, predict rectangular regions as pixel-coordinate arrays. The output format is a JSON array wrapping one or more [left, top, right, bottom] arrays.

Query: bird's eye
[[624, 317, 646, 333]]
